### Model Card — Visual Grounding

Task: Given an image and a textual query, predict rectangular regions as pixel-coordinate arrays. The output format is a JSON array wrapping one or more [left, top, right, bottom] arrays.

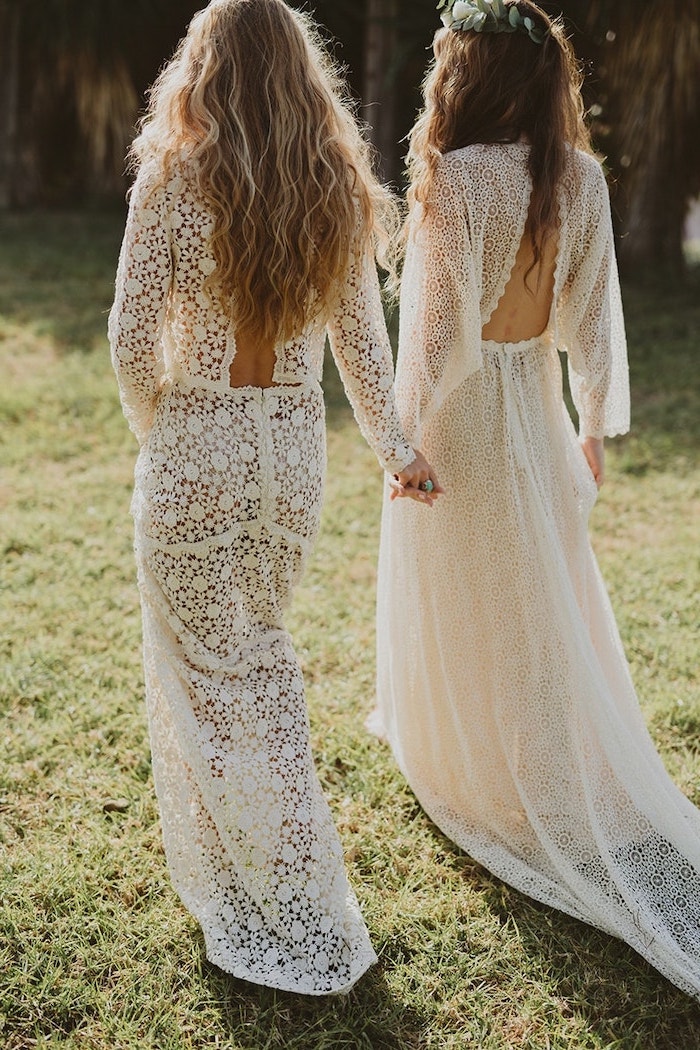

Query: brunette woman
[[375, 0, 700, 1000]]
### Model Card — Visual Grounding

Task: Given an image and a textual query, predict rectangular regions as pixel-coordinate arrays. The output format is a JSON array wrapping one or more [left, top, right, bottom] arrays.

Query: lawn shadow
[[440, 834, 700, 1049], [201, 951, 427, 1050], [0, 210, 125, 355], [592, 269, 700, 475]]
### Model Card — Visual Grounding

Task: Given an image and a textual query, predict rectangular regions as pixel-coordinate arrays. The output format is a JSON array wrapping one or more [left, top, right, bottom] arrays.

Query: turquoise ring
[[420, 480, 434, 493]]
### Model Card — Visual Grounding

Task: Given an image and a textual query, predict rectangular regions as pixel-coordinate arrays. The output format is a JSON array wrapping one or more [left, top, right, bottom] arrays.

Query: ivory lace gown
[[375, 143, 700, 999], [109, 163, 413, 995]]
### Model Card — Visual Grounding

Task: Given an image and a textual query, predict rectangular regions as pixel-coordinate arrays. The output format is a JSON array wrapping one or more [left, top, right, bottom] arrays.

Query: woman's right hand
[[390, 449, 444, 506], [580, 436, 605, 488]]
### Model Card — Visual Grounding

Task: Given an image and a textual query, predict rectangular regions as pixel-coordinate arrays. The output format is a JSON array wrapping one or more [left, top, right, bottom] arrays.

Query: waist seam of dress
[[135, 517, 314, 557], [164, 371, 323, 398]]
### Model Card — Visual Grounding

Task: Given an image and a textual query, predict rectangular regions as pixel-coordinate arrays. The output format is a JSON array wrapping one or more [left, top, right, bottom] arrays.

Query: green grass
[[1, 211, 699, 1049]]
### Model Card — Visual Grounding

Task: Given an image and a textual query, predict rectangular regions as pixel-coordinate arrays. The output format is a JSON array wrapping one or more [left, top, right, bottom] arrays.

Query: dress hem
[[203, 939, 378, 997]]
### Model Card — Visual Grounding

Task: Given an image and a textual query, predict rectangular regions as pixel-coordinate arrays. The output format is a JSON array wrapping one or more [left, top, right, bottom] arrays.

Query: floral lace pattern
[[376, 144, 700, 1001], [109, 161, 416, 993], [108, 164, 413, 473]]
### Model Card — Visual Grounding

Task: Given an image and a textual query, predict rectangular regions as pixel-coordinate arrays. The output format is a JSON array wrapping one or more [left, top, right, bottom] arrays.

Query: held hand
[[581, 436, 605, 488], [390, 449, 444, 507]]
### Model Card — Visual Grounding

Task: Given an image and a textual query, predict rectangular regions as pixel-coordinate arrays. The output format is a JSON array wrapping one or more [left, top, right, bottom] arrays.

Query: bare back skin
[[481, 227, 558, 343], [228, 330, 282, 388], [481, 221, 605, 486]]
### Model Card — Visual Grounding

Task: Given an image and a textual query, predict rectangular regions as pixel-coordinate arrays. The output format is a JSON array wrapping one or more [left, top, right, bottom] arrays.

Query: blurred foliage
[[0, 0, 698, 271]]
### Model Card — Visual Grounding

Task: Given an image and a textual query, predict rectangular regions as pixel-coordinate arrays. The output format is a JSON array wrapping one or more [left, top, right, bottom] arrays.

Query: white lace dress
[[375, 143, 700, 1000], [109, 164, 413, 995]]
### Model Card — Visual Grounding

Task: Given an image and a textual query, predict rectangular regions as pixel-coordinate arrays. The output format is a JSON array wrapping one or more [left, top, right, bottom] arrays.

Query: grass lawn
[[0, 211, 699, 1049]]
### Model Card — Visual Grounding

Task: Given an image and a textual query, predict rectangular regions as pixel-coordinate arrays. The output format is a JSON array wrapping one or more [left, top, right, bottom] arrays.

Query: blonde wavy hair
[[407, 1, 592, 269], [131, 0, 398, 343]]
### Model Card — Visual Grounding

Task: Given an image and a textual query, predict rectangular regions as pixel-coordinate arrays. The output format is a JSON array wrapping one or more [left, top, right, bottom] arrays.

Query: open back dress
[[375, 142, 700, 1000], [109, 162, 414, 995]]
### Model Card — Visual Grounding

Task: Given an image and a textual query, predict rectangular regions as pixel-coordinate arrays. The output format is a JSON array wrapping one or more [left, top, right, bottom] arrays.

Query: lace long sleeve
[[108, 167, 173, 445], [327, 247, 414, 474], [394, 157, 483, 445], [560, 162, 630, 439]]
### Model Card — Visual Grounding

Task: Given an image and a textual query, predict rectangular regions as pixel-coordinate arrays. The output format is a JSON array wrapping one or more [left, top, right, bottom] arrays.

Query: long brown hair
[[407, 1, 592, 265], [131, 0, 398, 344]]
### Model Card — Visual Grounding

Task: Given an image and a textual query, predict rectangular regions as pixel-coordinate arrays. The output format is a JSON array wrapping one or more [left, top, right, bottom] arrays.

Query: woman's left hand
[[390, 449, 444, 506]]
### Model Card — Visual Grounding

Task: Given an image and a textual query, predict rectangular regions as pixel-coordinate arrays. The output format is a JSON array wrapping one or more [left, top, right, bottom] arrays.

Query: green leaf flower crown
[[437, 0, 548, 44]]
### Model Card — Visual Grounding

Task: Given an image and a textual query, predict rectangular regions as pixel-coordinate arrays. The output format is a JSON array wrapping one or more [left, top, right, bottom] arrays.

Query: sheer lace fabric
[[109, 163, 414, 994], [375, 144, 700, 1000], [395, 143, 629, 445]]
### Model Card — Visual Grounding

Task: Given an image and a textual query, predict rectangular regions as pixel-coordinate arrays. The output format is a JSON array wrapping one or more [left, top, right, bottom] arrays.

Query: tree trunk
[[0, 2, 21, 209], [363, 0, 399, 183], [568, 0, 700, 275], [609, 17, 693, 275], [620, 153, 687, 277]]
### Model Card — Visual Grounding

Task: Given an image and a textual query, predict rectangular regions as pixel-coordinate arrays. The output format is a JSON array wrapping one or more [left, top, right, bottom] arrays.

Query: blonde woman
[[109, 0, 438, 996], [376, 0, 700, 1000]]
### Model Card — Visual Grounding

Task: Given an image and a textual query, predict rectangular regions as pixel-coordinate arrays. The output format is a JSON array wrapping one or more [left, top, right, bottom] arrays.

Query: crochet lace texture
[[394, 142, 629, 444], [109, 164, 414, 993], [376, 144, 700, 1001]]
